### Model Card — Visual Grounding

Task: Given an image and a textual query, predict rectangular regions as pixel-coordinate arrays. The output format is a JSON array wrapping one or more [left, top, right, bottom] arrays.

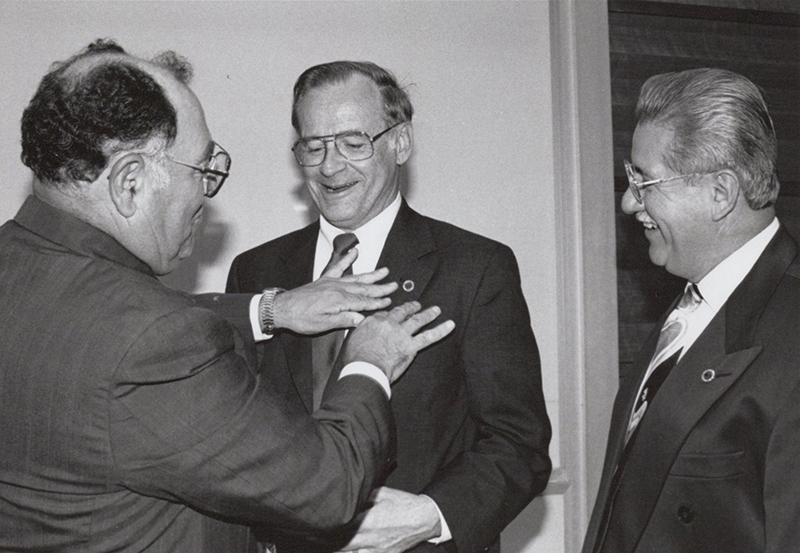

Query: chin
[[648, 249, 670, 269]]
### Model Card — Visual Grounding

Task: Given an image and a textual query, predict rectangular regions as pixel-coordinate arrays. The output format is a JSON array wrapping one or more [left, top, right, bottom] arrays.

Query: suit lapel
[[377, 201, 438, 308], [320, 202, 439, 405], [603, 226, 796, 552], [607, 310, 761, 552]]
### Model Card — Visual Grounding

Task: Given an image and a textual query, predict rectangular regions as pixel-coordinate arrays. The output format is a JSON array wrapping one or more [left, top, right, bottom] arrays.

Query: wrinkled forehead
[[296, 75, 386, 135]]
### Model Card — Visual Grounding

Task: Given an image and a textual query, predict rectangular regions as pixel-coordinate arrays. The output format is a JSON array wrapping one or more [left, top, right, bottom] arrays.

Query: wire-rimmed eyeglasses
[[624, 159, 710, 203], [169, 142, 231, 198], [292, 122, 406, 167]]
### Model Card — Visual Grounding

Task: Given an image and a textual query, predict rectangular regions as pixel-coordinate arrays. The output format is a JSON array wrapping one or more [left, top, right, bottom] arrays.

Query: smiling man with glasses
[[583, 68, 800, 553], [228, 61, 552, 553]]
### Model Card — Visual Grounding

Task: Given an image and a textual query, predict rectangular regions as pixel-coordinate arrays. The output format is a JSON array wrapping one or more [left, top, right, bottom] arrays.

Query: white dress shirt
[[687, 217, 779, 357]]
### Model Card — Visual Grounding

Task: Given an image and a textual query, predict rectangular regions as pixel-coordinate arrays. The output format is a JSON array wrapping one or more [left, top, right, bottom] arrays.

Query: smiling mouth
[[321, 181, 357, 194], [637, 213, 658, 231]]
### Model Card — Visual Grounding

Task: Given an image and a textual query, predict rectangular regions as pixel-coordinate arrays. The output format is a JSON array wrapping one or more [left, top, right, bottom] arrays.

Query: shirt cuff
[[339, 362, 391, 399], [250, 294, 272, 342], [423, 495, 452, 544]]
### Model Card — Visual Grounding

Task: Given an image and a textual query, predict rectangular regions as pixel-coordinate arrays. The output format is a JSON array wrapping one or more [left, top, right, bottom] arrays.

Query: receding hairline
[[61, 51, 188, 100], [68, 51, 200, 128]]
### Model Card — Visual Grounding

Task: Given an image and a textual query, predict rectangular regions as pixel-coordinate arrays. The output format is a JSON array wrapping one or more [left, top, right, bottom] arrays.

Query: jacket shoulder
[[413, 209, 515, 261], [232, 222, 318, 265]]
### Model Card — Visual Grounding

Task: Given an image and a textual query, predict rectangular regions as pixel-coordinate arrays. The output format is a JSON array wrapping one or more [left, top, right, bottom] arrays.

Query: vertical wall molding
[[549, 1, 619, 551]]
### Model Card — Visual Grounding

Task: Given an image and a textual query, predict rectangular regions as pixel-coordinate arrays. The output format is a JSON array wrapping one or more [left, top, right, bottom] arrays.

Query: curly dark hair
[[20, 39, 194, 186]]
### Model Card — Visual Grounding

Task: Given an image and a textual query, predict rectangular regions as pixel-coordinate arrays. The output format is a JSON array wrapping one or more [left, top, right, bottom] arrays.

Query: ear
[[709, 169, 740, 222], [394, 122, 413, 166], [107, 153, 146, 218]]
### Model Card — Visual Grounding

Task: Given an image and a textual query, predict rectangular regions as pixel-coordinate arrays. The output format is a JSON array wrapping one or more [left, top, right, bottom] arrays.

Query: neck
[[689, 207, 775, 282]]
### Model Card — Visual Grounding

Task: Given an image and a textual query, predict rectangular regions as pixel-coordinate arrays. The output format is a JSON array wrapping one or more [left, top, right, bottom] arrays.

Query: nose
[[621, 186, 644, 215], [319, 140, 347, 177]]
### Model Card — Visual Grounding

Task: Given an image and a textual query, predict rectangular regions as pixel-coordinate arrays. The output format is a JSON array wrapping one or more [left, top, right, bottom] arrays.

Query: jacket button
[[677, 505, 694, 524]]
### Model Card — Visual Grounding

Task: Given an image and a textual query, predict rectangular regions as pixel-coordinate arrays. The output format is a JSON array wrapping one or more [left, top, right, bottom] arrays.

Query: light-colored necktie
[[312, 233, 359, 410], [625, 283, 703, 444]]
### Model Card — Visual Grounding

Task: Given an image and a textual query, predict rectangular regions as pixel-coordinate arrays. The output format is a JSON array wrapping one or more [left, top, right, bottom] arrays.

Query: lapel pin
[[402, 280, 415, 292], [701, 369, 715, 383]]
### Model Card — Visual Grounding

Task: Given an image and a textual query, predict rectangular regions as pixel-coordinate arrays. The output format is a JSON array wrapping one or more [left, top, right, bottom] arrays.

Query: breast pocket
[[670, 450, 746, 479]]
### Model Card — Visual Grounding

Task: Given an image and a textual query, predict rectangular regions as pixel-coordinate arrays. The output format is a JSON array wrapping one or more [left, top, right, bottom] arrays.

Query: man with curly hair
[[0, 40, 453, 552]]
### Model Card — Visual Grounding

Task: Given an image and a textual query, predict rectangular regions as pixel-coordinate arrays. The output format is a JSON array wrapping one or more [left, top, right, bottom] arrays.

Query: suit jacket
[[0, 196, 395, 553], [583, 225, 800, 553], [227, 201, 552, 553]]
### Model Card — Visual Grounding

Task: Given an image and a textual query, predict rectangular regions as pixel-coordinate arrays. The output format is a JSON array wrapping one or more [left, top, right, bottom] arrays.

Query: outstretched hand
[[273, 249, 398, 334], [343, 302, 455, 383]]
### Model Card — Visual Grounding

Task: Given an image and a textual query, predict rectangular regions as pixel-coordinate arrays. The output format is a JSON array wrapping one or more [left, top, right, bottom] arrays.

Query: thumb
[[322, 248, 358, 278]]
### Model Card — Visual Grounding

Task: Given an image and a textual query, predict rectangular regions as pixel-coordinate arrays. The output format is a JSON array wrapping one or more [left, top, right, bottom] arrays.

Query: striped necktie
[[311, 233, 358, 410]]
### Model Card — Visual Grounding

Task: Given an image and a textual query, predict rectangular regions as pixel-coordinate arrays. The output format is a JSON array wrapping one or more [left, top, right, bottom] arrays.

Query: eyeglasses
[[624, 160, 709, 203], [169, 142, 231, 198], [292, 122, 405, 167]]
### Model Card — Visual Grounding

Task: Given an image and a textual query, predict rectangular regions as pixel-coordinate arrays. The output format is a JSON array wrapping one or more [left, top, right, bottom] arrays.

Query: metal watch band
[[258, 287, 285, 334]]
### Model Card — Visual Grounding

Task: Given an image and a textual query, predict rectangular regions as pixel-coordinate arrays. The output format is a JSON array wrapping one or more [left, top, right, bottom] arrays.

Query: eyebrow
[[630, 162, 655, 181]]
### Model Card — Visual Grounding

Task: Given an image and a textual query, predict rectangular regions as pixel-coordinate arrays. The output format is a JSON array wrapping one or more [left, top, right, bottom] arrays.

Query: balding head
[[21, 39, 194, 188], [19, 40, 218, 276]]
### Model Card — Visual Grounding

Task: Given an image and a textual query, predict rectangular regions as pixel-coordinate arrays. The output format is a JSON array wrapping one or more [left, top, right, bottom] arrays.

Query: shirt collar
[[696, 217, 779, 311], [316, 193, 402, 276]]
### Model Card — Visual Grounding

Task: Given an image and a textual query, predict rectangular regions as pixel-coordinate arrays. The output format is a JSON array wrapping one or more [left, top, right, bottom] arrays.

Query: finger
[[322, 248, 358, 278], [342, 281, 398, 298], [347, 267, 390, 284], [323, 312, 367, 328], [386, 301, 422, 322], [411, 319, 455, 351], [326, 299, 391, 327], [401, 305, 442, 334], [340, 296, 392, 314]]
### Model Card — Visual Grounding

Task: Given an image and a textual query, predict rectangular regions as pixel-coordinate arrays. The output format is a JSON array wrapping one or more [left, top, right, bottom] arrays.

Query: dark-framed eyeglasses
[[169, 142, 231, 198], [624, 159, 709, 203], [292, 121, 406, 167]]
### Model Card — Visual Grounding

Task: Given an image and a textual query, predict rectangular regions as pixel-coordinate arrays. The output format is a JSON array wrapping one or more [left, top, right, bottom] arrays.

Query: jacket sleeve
[[421, 244, 552, 553], [108, 305, 394, 533]]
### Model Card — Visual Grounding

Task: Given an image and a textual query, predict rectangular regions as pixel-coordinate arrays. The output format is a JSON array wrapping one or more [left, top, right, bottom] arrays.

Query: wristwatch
[[258, 287, 285, 334]]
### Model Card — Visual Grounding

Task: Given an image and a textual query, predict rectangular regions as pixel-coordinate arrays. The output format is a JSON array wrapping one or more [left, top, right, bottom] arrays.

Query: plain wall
[[1, 1, 576, 551]]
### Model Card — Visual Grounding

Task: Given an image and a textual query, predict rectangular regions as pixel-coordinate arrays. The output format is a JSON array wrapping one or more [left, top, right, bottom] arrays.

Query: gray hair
[[636, 67, 779, 209], [291, 61, 413, 133]]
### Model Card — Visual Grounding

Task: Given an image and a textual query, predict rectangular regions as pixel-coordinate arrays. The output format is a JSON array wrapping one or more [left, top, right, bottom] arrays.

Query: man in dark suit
[[0, 41, 454, 552], [583, 68, 800, 553], [227, 61, 552, 553]]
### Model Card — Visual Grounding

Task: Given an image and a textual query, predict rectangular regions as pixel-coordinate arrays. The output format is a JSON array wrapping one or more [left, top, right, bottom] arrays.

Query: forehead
[[149, 65, 212, 160], [296, 75, 385, 136]]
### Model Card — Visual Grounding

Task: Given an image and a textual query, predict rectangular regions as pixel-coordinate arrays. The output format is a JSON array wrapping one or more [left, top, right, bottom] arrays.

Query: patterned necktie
[[625, 282, 703, 445], [312, 233, 359, 410]]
